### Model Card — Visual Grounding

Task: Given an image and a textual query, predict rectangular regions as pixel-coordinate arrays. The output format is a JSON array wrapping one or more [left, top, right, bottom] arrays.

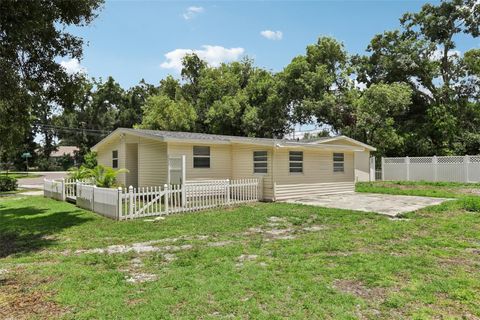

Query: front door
[[168, 155, 186, 185]]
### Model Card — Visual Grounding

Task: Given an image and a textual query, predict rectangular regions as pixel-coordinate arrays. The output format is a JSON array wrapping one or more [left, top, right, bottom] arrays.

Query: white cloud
[[429, 48, 461, 61], [160, 45, 245, 72], [60, 58, 86, 75], [183, 6, 204, 20], [260, 30, 283, 41]]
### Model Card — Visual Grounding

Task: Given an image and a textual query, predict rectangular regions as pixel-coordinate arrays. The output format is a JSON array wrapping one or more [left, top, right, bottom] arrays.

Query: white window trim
[[193, 146, 211, 169], [112, 150, 119, 168], [333, 152, 345, 173], [289, 151, 304, 175], [253, 151, 268, 175]]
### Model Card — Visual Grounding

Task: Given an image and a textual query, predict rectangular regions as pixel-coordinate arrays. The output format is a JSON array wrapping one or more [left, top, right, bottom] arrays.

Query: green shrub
[[462, 197, 480, 212], [0, 176, 18, 192]]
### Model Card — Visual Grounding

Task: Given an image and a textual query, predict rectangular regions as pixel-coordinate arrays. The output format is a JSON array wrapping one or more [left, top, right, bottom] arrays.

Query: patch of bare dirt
[[0, 273, 68, 320], [122, 257, 158, 284], [333, 279, 388, 302], [458, 188, 480, 196], [75, 241, 194, 255]]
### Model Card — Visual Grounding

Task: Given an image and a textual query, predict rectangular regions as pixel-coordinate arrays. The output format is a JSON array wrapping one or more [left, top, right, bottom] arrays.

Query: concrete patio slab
[[285, 193, 452, 216]]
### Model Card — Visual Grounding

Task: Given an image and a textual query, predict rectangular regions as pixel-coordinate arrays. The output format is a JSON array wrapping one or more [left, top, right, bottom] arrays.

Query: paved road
[[17, 171, 67, 189]]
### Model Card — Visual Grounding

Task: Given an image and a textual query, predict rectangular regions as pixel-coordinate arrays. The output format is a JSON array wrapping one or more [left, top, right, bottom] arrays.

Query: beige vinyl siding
[[95, 136, 126, 185], [137, 139, 168, 187], [231, 144, 274, 201], [167, 142, 232, 181], [125, 143, 138, 187], [354, 150, 371, 182], [273, 148, 355, 200]]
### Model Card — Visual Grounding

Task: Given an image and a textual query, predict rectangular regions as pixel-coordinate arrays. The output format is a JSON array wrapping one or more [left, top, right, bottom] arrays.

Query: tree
[[116, 80, 157, 128], [137, 95, 197, 131], [279, 37, 353, 130], [347, 83, 413, 156], [56, 76, 119, 156], [353, 0, 480, 155], [0, 0, 104, 160]]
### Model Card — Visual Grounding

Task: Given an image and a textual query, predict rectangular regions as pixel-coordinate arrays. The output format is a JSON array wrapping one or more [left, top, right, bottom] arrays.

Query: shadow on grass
[[0, 204, 93, 258]]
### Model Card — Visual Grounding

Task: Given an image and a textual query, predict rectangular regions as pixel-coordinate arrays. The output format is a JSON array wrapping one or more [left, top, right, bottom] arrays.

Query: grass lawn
[[1, 185, 480, 319], [357, 180, 480, 198]]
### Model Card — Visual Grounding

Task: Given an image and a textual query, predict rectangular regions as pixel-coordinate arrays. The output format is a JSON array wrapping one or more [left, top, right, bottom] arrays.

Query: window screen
[[289, 151, 303, 173], [193, 146, 210, 168], [333, 152, 344, 172], [112, 150, 118, 168], [253, 151, 268, 174]]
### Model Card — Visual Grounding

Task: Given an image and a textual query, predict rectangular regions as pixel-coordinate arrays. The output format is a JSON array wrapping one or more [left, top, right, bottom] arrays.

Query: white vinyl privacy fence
[[382, 155, 480, 183], [45, 178, 261, 220]]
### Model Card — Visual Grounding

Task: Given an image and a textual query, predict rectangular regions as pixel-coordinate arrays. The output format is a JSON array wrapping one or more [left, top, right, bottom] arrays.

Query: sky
[[63, 0, 480, 89]]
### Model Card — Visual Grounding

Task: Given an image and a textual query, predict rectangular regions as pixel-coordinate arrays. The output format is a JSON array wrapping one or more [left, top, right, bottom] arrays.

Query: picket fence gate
[[118, 179, 260, 220], [45, 178, 261, 220]]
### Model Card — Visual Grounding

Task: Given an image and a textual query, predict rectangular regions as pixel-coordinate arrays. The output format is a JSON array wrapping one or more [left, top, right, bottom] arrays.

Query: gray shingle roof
[[124, 128, 334, 144]]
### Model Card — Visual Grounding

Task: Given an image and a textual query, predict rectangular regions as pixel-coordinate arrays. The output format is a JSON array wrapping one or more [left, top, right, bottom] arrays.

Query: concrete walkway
[[286, 193, 451, 216]]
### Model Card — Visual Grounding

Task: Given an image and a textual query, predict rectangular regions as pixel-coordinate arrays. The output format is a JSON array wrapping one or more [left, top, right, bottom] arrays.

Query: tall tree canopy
[[138, 56, 290, 138], [353, 0, 480, 155], [4, 0, 480, 165], [0, 0, 104, 159]]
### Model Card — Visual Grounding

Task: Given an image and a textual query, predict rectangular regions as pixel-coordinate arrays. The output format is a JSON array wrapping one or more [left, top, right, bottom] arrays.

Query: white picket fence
[[382, 155, 480, 182], [43, 179, 64, 201], [119, 179, 260, 220], [45, 178, 261, 220]]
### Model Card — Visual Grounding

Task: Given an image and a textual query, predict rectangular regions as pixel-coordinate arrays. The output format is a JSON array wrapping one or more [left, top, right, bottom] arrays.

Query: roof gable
[[310, 135, 376, 151]]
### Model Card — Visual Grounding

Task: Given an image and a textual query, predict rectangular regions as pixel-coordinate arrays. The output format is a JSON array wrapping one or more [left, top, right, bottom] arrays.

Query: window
[[289, 151, 303, 173], [333, 152, 344, 172], [112, 150, 118, 168], [253, 151, 268, 174], [193, 146, 210, 168]]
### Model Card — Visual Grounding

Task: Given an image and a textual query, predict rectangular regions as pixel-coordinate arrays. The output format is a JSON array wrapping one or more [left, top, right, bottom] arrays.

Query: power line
[[36, 124, 112, 136]]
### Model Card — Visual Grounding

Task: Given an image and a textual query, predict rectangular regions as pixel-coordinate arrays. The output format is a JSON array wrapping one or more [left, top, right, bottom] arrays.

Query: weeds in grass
[[462, 197, 480, 212], [1, 189, 480, 319]]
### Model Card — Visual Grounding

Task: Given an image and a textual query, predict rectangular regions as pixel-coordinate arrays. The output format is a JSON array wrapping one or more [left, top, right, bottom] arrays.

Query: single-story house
[[91, 128, 376, 201]]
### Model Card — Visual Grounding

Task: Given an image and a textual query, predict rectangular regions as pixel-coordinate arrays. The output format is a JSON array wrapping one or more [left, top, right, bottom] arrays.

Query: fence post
[[117, 187, 122, 220], [369, 157, 375, 182], [465, 155, 470, 183], [92, 185, 97, 212], [433, 156, 438, 182], [381, 157, 385, 181], [164, 184, 169, 214], [226, 179, 230, 204], [181, 182, 186, 207], [128, 185, 134, 217], [61, 178, 66, 201], [405, 156, 410, 181]]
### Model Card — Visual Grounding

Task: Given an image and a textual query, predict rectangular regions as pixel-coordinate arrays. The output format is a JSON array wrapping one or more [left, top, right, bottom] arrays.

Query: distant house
[[51, 146, 79, 166], [91, 128, 376, 201], [51, 146, 79, 158]]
